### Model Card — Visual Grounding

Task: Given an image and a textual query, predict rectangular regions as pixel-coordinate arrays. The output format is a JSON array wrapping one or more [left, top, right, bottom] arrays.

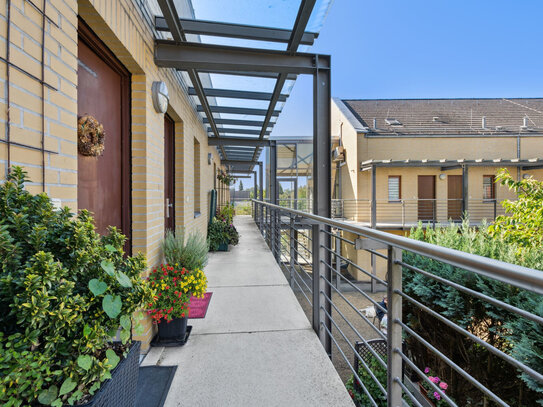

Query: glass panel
[[277, 144, 296, 169]]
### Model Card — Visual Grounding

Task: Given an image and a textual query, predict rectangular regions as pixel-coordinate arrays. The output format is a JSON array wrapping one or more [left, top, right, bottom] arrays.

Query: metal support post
[[258, 162, 264, 227], [462, 164, 469, 216], [270, 141, 278, 205], [335, 230, 340, 289], [289, 215, 296, 289], [312, 56, 332, 356], [371, 165, 377, 293], [387, 246, 403, 407], [271, 207, 277, 256]]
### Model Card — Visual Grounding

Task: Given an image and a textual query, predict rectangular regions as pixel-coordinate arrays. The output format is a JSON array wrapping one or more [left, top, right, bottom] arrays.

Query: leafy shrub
[[0, 167, 153, 407], [217, 203, 235, 224], [162, 227, 208, 271], [489, 168, 543, 248], [404, 220, 543, 405], [207, 218, 231, 251], [146, 264, 207, 323]]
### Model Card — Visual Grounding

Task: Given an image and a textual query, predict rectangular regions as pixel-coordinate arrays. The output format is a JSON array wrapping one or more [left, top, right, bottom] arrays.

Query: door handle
[[166, 198, 173, 218]]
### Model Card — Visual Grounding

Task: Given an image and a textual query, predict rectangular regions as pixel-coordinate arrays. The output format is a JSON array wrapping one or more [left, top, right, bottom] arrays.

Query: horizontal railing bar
[[398, 260, 543, 325], [253, 200, 543, 295], [321, 228, 355, 245], [321, 246, 388, 286], [320, 322, 380, 407], [278, 259, 313, 306], [320, 282, 387, 369], [396, 291, 543, 384], [395, 378, 425, 407], [320, 305, 387, 396], [365, 248, 388, 260], [318, 270, 386, 340]]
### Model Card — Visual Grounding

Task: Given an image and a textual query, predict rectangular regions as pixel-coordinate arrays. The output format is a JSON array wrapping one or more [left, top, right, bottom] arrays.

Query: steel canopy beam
[[208, 137, 272, 147], [194, 69, 298, 80], [155, 17, 318, 45], [198, 105, 280, 116], [204, 118, 269, 127], [154, 40, 330, 74], [189, 87, 288, 102], [156, 0, 228, 158], [222, 160, 260, 166], [208, 128, 270, 136], [251, 0, 317, 161]]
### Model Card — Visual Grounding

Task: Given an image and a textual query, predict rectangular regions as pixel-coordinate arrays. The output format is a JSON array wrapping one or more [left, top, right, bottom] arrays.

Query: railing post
[[274, 209, 281, 262], [335, 230, 340, 290], [289, 215, 295, 289], [401, 200, 405, 228], [493, 199, 497, 220], [387, 246, 403, 407], [270, 207, 276, 257], [313, 223, 332, 357]]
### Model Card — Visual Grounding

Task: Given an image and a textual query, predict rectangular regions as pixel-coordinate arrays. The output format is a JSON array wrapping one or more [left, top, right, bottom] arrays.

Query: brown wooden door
[[164, 114, 175, 232], [418, 175, 436, 221], [77, 21, 131, 250], [447, 175, 463, 221]]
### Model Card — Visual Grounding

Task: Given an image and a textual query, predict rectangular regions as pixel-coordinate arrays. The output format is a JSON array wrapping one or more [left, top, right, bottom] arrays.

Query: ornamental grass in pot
[[0, 167, 153, 407]]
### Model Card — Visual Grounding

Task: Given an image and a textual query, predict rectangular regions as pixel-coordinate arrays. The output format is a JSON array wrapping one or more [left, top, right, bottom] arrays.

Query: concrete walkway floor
[[142, 215, 354, 407]]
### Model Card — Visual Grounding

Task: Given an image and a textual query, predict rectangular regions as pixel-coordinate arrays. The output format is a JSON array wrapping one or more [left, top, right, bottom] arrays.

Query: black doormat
[[135, 366, 177, 407]]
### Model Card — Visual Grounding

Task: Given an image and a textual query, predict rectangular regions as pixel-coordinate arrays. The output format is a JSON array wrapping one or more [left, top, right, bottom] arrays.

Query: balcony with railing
[[331, 198, 507, 228]]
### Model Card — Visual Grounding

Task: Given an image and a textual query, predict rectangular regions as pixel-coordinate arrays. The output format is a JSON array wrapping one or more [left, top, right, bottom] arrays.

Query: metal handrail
[[252, 199, 543, 294]]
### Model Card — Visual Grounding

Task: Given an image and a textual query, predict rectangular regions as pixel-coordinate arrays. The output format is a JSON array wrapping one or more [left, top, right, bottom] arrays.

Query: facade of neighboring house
[[331, 97, 543, 281], [0, 0, 229, 350]]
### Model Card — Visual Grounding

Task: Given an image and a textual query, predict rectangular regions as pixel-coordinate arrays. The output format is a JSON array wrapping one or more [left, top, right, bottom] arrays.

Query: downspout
[[517, 133, 521, 181]]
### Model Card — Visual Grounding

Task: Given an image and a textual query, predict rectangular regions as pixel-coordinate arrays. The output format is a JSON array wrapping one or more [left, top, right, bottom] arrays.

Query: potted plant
[[147, 264, 207, 342], [207, 218, 237, 251], [418, 367, 451, 406], [148, 228, 209, 343], [0, 167, 153, 407]]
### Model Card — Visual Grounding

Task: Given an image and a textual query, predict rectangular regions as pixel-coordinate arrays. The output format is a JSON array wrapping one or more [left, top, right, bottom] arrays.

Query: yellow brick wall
[[0, 0, 78, 201], [0, 0, 225, 352]]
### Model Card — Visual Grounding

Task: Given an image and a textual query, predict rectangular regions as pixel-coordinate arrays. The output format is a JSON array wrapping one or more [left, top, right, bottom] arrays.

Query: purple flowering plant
[[420, 367, 451, 406]]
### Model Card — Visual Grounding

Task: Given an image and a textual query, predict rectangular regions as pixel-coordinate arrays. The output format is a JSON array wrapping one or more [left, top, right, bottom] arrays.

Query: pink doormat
[[188, 292, 213, 319]]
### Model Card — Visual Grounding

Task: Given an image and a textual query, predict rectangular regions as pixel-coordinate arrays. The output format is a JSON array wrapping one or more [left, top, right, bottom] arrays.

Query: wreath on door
[[78, 115, 106, 157]]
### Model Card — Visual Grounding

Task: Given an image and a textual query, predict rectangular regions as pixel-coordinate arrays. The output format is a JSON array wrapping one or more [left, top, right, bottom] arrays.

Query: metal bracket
[[355, 238, 388, 251]]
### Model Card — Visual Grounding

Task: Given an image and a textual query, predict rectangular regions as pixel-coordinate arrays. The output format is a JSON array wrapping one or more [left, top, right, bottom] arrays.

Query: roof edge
[[333, 97, 368, 134]]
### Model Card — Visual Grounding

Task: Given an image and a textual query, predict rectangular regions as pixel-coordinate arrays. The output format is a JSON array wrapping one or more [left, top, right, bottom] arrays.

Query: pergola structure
[[154, 0, 332, 353], [153, 0, 331, 217]]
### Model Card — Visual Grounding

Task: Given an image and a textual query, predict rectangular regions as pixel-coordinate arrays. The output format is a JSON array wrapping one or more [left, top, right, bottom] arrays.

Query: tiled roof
[[341, 98, 543, 135]]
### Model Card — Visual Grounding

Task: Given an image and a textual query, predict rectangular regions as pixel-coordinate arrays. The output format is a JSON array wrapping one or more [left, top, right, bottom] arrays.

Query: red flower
[[181, 313, 185, 317]]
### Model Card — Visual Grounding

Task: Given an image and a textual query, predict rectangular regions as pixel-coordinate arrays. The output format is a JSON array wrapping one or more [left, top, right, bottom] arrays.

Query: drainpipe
[[517, 134, 521, 181]]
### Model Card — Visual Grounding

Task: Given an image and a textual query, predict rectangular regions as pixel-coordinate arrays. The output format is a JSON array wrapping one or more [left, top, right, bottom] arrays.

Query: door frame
[[164, 114, 175, 232], [78, 19, 132, 252]]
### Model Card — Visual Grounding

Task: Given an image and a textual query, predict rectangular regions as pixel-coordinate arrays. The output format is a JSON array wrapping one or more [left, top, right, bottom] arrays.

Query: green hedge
[[403, 221, 543, 406]]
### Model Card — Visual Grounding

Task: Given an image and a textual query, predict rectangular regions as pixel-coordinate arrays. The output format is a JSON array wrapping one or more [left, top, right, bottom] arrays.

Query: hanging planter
[[78, 115, 106, 157], [217, 169, 235, 186]]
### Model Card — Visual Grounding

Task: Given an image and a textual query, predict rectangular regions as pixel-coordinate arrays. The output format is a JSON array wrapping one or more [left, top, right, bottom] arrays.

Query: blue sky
[[219, 0, 543, 189]]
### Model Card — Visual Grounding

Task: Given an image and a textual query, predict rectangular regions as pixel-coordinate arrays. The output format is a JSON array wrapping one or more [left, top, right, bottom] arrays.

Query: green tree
[[239, 180, 244, 191], [488, 169, 543, 248]]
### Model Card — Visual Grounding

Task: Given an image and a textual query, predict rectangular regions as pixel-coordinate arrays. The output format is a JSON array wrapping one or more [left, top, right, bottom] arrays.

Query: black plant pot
[[217, 242, 229, 251], [74, 341, 140, 407], [158, 316, 188, 340]]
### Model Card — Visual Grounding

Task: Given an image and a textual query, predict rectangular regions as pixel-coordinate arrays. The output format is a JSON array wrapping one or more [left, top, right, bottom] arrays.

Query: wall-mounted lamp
[[208, 153, 212, 165], [152, 81, 169, 113], [523, 173, 532, 179], [439, 174, 446, 180]]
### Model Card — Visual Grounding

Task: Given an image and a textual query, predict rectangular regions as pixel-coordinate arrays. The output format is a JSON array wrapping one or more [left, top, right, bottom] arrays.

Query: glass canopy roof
[[148, 0, 333, 170]]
